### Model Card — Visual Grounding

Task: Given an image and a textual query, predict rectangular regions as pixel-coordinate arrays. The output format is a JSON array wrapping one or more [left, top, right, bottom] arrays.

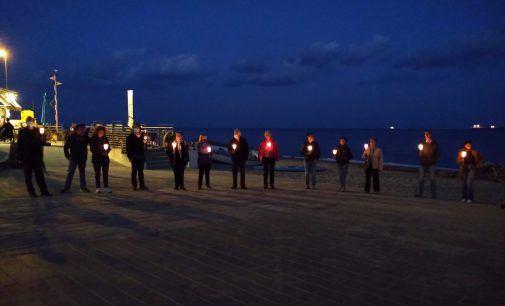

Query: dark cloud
[[340, 34, 390, 66], [84, 50, 213, 88], [227, 36, 389, 87], [396, 32, 505, 70]]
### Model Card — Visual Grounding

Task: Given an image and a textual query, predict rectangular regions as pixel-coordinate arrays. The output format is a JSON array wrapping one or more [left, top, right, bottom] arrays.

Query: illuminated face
[[339, 138, 346, 146], [307, 136, 314, 143], [201, 136, 207, 142], [234, 132, 241, 140], [464, 143, 472, 150], [369, 138, 377, 148], [424, 132, 432, 142], [264, 133, 271, 140], [176, 134, 183, 142], [98, 130, 105, 138], [76, 127, 86, 136]]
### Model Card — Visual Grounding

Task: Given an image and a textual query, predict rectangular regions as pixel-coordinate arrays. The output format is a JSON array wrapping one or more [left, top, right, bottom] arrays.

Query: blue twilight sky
[[1, 0, 504, 128]]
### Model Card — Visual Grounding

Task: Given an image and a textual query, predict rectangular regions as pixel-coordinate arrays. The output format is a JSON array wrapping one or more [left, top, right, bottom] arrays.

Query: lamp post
[[0, 49, 8, 89]]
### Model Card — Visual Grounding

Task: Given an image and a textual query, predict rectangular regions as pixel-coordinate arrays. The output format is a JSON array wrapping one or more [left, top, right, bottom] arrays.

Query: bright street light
[[0, 48, 8, 88]]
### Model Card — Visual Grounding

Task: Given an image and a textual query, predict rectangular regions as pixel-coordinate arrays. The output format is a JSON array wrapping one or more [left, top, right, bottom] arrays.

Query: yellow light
[[172, 142, 176, 149], [103, 143, 109, 151], [232, 143, 237, 150], [332, 149, 337, 155], [418, 144, 423, 151], [461, 151, 467, 158], [39, 127, 45, 135], [364, 144, 369, 150], [307, 145, 313, 152], [0, 49, 7, 59]]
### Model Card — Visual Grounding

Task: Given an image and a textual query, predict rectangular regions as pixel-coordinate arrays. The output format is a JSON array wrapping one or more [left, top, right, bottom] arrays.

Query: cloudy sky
[[1, 0, 504, 128]]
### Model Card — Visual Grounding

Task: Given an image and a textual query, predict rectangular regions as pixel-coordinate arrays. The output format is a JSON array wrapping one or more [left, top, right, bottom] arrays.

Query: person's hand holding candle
[[207, 146, 212, 153], [103, 143, 109, 151], [461, 151, 467, 158], [307, 145, 313, 152], [418, 144, 424, 151], [332, 149, 337, 155], [232, 143, 237, 150]]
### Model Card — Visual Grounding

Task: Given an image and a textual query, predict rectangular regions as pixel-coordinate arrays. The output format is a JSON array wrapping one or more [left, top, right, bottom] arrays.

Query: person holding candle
[[361, 137, 383, 193], [333, 136, 353, 192], [62, 123, 90, 193], [300, 133, 320, 189], [167, 131, 190, 190], [258, 130, 279, 189], [197, 134, 212, 189], [17, 117, 52, 197], [415, 131, 440, 198], [90, 126, 112, 193], [456, 141, 481, 203], [228, 129, 249, 189], [126, 122, 149, 191]]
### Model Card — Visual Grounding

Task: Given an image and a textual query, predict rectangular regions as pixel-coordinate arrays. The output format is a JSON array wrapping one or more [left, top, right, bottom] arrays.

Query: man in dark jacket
[[17, 117, 52, 197], [167, 131, 190, 190], [62, 123, 90, 193], [416, 131, 440, 198], [333, 136, 353, 192], [1, 118, 14, 142], [126, 122, 149, 190], [228, 129, 249, 189], [300, 133, 321, 189]]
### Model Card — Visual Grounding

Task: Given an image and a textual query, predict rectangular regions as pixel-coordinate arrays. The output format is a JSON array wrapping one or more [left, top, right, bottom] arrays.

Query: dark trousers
[[365, 167, 380, 192], [336, 163, 349, 188], [418, 165, 436, 197], [64, 159, 87, 190], [173, 162, 186, 188], [232, 160, 246, 188], [93, 159, 110, 188], [460, 165, 476, 200], [131, 158, 145, 187], [262, 157, 275, 187], [198, 164, 211, 187], [23, 161, 48, 193]]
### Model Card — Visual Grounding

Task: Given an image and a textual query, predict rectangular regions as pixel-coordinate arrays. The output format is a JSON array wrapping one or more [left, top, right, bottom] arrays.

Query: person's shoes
[[466, 199, 473, 204], [305, 185, 311, 189], [140, 185, 149, 190], [206, 185, 212, 189], [103, 187, 112, 193], [460, 198, 466, 203], [338, 187, 343, 192], [133, 185, 138, 191], [96, 188, 102, 193], [311, 186, 316, 190], [231, 186, 237, 189], [80, 188, 90, 193], [365, 190, 370, 193], [180, 187, 187, 191], [264, 185, 268, 189], [270, 186, 275, 190], [41, 191, 52, 197], [341, 187, 346, 192], [174, 186, 180, 190], [28, 191, 37, 198], [61, 188, 69, 193], [198, 186, 203, 190], [241, 186, 248, 190]]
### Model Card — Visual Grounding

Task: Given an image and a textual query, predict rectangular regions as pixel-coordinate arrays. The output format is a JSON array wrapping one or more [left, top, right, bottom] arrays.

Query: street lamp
[[0, 49, 8, 89]]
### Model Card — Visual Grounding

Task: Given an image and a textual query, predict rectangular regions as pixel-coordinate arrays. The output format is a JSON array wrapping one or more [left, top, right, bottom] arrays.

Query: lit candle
[[308, 145, 313, 152], [418, 144, 424, 151], [39, 127, 45, 135], [103, 143, 109, 151], [461, 151, 467, 158], [267, 142, 272, 149], [364, 144, 369, 150], [232, 143, 237, 150], [207, 146, 212, 153], [172, 142, 177, 150], [332, 149, 337, 155]]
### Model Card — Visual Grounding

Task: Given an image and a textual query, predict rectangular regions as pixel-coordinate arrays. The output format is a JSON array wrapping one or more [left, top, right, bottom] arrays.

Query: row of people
[[16, 119, 481, 203]]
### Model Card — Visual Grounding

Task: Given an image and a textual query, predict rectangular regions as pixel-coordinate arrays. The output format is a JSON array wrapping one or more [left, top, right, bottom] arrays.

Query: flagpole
[[50, 70, 59, 133]]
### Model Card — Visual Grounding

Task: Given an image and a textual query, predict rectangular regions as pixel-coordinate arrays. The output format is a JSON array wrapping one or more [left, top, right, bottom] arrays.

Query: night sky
[[1, 0, 504, 128]]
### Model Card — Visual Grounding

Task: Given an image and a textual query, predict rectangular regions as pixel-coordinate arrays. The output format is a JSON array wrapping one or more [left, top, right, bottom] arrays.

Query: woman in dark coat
[[197, 134, 212, 189], [90, 126, 111, 193]]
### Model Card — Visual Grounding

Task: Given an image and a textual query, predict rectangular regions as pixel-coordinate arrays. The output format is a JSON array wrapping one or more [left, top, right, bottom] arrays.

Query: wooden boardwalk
[[1, 147, 504, 305]]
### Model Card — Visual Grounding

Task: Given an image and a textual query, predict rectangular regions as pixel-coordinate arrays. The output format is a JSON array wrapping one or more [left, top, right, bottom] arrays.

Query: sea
[[179, 128, 505, 169]]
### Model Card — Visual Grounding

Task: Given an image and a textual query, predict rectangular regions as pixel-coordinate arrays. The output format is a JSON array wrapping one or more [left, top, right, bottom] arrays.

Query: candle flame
[[207, 146, 212, 153], [418, 144, 423, 151], [364, 144, 368, 150], [332, 149, 337, 155], [172, 142, 176, 149], [461, 151, 467, 158], [308, 145, 313, 151], [39, 128, 45, 135], [232, 143, 237, 150], [103, 143, 109, 151], [267, 142, 272, 148]]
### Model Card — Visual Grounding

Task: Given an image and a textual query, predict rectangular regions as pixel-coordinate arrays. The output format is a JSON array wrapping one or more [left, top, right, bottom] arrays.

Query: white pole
[[127, 89, 134, 127]]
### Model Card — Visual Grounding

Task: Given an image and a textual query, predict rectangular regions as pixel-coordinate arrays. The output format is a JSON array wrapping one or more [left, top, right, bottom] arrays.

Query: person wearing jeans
[[258, 130, 279, 189], [62, 123, 90, 193], [362, 137, 384, 193], [416, 131, 440, 198], [300, 133, 320, 189], [333, 136, 353, 192], [90, 126, 111, 193], [457, 141, 481, 203]]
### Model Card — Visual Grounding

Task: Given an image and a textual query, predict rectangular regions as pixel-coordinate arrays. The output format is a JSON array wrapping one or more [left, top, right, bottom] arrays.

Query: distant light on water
[[389, 126, 395, 130], [472, 124, 481, 129], [490, 125, 496, 129]]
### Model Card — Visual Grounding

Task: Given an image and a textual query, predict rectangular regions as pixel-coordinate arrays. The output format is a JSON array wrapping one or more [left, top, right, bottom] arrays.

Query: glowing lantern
[[207, 146, 212, 153], [172, 142, 176, 150], [332, 149, 337, 155], [39, 127, 45, 135], [103, 143, 109, 151], [232, 143, 237, 150], [418, 144, 423, 151], [461, 151, 467, 158], [267, 142, 272, 149], [307, 145, 313, 152], [364, 144, 369, 150]]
